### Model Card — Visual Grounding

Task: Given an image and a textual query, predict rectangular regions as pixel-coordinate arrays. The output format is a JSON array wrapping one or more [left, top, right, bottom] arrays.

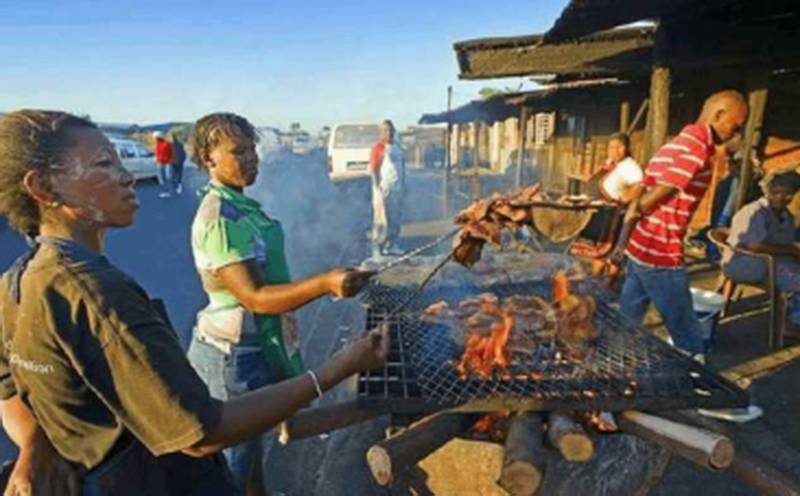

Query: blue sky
[[0, 0, 565, 131]]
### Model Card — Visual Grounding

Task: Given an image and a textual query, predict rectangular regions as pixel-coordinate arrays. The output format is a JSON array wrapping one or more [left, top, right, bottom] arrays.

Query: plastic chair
[[707, 227, 791, 349]]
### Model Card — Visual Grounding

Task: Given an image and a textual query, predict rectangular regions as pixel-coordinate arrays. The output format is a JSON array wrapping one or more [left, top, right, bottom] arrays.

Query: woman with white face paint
[[0, 110, 389, 495]]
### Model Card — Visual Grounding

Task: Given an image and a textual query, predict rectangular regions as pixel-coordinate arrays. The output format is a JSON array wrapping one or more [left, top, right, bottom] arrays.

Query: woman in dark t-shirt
[[0, 110, 389, 495]]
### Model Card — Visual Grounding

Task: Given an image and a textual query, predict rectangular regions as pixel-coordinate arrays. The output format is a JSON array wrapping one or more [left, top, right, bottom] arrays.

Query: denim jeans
[[158, 165, 174, 194], [620, 259, 705, 355], [187, 335, 277, 489], [172, 162, 184, 189]]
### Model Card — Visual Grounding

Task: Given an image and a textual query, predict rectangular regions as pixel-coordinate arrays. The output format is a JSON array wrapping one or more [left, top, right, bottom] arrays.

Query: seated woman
[[0, 110, 388, 495], [721, 170, 800, 330], [572, 133, 643, 259], [594, 132, 644, 205]]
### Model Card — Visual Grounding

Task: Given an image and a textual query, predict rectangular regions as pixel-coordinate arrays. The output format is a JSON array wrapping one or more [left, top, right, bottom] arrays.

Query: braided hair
[[0, 110, 96, 236]]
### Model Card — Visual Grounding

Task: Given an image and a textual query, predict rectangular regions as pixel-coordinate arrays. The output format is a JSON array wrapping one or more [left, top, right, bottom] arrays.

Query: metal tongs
[[371, 227, 460, 275]]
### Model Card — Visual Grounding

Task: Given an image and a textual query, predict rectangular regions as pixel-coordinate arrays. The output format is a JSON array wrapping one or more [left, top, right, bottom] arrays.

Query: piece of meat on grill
[[452, 233, 485, 268], [504, 295, 558, 340], [421, 301, 456, 324], [556, 294, 599, 357], [457, 293, 501, 316]]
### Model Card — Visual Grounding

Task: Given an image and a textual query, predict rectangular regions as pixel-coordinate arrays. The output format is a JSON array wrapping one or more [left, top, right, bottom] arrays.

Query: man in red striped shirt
[[618, 91, 748, 359]]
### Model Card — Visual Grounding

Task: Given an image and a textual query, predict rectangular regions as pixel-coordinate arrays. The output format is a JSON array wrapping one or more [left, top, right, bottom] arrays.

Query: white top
[[378, 142, 405, 195], [600, 157, 643, 202]]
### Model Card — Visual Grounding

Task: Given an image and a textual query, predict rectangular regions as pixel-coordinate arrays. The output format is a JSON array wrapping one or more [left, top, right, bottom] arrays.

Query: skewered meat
[[452, 233, 485, 268], [452, 185, 544, 266]]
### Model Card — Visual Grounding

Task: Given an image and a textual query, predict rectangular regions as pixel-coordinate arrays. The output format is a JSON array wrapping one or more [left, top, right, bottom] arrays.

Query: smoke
[[247, 149, 372, 278]]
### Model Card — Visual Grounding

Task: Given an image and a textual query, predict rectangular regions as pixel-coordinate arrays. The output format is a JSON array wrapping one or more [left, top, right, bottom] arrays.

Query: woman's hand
[[4, 434, 80, 496], [338, 324, 391, 375], [326, 269, 375, 298]]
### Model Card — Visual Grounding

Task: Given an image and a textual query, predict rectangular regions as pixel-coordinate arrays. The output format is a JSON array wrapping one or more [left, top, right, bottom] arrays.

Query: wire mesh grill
[[358, 279, 748, 413]]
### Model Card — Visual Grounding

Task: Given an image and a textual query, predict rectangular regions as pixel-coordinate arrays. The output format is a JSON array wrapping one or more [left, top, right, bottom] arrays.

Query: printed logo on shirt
[[10, 353, 54, 375]]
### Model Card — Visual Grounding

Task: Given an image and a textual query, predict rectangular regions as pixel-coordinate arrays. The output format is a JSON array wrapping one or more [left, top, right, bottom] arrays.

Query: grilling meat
[[422, 290, 598, 379], [452, 184, 543, 267]]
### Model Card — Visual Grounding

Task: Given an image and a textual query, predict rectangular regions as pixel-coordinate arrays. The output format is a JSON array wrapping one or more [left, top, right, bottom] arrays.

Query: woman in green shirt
[[0, 110, 387, 495], [185, 113, 374, 494]]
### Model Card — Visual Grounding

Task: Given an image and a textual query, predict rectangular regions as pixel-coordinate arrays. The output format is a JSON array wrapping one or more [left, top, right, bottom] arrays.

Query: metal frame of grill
[[357, 280, 749, 413]]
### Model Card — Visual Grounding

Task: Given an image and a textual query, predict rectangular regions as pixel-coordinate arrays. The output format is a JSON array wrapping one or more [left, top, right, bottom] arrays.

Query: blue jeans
[[620, 259, 705, 355], [187, 335, 277, 489], [172, 162, 184, 189], [158, 165, 174, 194]]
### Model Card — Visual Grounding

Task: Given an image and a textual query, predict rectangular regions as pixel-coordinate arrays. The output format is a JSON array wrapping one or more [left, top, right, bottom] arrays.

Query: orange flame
[[455, 270, 577, 380], [456, 311, 515, 379]]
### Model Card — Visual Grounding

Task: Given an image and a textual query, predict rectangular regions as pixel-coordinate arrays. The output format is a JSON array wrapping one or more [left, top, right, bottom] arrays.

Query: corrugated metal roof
[[455, 27, 653, 80]]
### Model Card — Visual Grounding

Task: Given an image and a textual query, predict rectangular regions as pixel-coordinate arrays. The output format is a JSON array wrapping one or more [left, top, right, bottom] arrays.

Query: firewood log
[[618, 411, 734, 470], [366, 413, 478, 486], [277, 400, 387, 444], [547, 412, 594, 463], [498, 412, 546, 496]]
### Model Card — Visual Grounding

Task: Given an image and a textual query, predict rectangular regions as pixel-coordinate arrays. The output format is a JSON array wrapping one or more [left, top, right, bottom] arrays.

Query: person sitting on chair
[[593, 133, 643, 205], [572, 134, 643, 260], [721, 168, 800, 333]]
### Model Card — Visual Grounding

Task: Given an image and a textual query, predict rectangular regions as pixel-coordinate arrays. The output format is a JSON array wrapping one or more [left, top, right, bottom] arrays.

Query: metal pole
[[516, 106, 530, 189], [442, 86, 452, 217]]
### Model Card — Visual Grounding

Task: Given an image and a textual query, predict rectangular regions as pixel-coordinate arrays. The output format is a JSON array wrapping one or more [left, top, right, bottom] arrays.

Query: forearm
[[1, 395, 40, 449], [637, 185, 676, 215], [248, 275, 330, 314], [185, 355, 355, 456]]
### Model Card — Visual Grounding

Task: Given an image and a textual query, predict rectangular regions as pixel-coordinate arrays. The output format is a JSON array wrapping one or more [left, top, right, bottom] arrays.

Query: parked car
[[109, 137, 159, 181], [327, 123, 380, 182], [292, 134, 314, 155]]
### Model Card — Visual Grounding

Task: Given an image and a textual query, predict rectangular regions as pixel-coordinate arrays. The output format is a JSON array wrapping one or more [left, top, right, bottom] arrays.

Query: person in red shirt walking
[[154, 131, 175, 198], [616, 91, 748, 360]]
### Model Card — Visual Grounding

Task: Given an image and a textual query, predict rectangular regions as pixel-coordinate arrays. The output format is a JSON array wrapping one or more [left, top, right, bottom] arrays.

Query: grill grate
[[358, 279, 749, 413]]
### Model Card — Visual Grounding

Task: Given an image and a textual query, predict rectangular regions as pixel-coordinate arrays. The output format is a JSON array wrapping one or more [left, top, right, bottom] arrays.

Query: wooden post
[[628, 98, 650, 135], [645, 65, 672, 161], [442, 86, 452, 218], [735, 71, 770, 212], [516, 106, 530, 189], [620, 99, 631, 134]]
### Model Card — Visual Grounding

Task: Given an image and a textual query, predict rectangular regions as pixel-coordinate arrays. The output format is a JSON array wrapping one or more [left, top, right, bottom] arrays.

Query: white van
[[327, 124, 381, 182], [109, 137, 159, 181]]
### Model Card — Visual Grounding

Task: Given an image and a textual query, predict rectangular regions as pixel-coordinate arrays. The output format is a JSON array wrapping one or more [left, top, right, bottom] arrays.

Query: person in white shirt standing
[[369, 120, 406, 257]]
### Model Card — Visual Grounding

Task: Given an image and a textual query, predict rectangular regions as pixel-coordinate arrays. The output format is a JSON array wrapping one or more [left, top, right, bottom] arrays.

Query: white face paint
[[47, 129, 137, 227]]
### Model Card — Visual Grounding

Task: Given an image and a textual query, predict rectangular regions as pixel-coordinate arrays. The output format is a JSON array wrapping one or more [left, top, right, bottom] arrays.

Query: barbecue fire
[[423, 271, 599, 380]]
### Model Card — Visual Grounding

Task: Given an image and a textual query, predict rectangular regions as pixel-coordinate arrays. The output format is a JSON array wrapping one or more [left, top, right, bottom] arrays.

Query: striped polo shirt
[[626, 124, 716, 267]]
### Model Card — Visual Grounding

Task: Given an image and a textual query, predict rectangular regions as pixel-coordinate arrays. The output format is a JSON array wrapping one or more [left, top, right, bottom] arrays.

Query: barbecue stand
[[358, 279, 749, 414]]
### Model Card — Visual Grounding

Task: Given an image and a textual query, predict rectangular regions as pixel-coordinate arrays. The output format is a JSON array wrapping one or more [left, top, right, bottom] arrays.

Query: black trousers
[[82, 437, 239, 496]]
